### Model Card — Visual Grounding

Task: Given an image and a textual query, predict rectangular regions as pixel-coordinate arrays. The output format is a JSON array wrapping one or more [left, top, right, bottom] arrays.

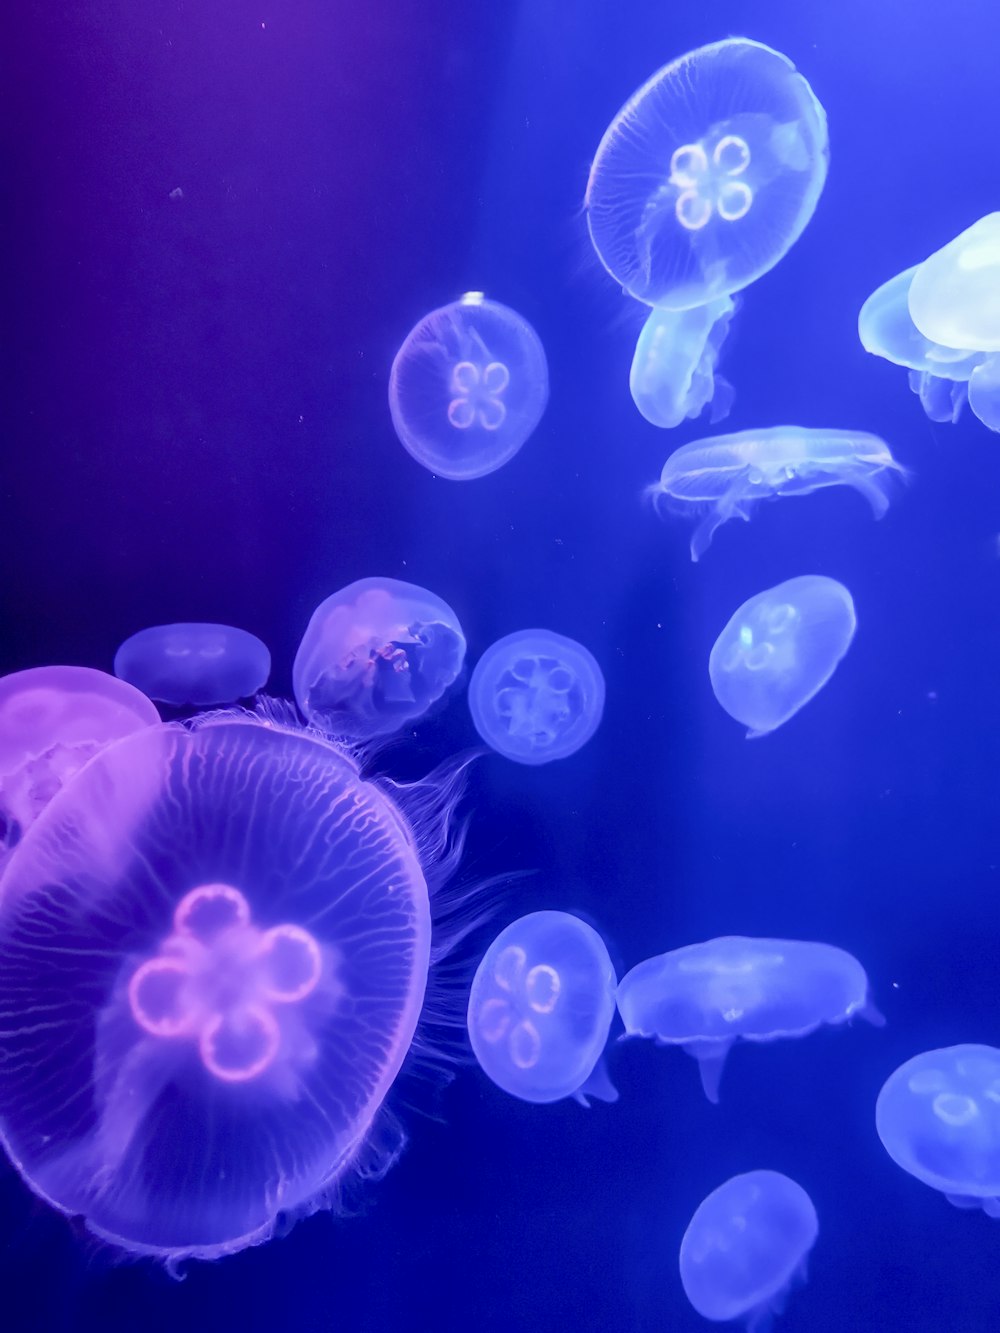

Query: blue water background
[[4, 1, 1000, 1328]]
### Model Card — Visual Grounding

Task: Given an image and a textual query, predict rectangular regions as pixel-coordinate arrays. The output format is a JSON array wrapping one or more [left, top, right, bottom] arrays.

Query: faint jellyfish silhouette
[[968, 356, 1000, 432], [0, 665, 159, 866], [876, 1044, 1000, 1217], [585, 38, 828, 309], [630, 296, 736, 428], [389, 292, 548, 480], [617, 935, 881, 1102], [293, 577, 466, 739], [114, 623, 270, 706], [648, 427, 904, 561], [858, 264, 983, 424], [0, 714, 470, 1260], [680, 1170, 819, 1329], [468, 630, 605, 765], [908, 214, 1000, 352], [467, 911, 618, 1105], [709, 576, 856, 738]]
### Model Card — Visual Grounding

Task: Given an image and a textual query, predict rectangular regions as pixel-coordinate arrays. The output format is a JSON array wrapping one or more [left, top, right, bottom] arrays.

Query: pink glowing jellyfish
[[0, 712, 466, 1261]]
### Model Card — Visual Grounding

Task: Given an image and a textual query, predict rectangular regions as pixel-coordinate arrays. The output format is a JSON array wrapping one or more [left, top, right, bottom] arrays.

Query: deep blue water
[[5, 1, 1000, 1328]]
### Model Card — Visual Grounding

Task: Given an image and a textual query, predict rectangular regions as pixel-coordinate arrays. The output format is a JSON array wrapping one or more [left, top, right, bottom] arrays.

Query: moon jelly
[[680, 1171, 818, 1328], [293, 577, 466, 739], [114, 623, 270, 706], [585, 39, 828, 310], [468, 630, 605, 765], [388, 292, 548, 480], [649, 427, 904, 561], [0, 665, 159, 865], [876, 1045, 1000, 1217], [617, 935, 880, 1102], [467, 911, 618, 1105], [0, 715, 466, 1260], [709, 576, 857, 738], [629, 296, 736, 429], [908, 214, 1000, 352]]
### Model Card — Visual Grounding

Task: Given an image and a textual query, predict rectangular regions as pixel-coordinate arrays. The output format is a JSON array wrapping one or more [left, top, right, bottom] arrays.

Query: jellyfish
[[585, 38, 828, 311], [114, 623, 270, 706], [908, 214, 1000, 353], [0, 713, 469, 1260], [0, 664, 159, 866], [293, 577, 466, 739], [467, 911, 618, 1106], [629, 296, 736, 429], [858, 264, 983, 424], [388, 292, 548, 480], [709, 576, 857, 738], [876, 1045, 1000, 1217], [617, 935, 881, 1102], [968, 355, 1000, 432], [468, 630, 605, 765], [680, 1170, 818, 1329], [649, 427, 903, 561]]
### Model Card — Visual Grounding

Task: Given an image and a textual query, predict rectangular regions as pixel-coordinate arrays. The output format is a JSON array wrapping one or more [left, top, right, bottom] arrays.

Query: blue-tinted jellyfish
[[0, 714, 468, 1260], [858, 265, 983, 424], [968, 355, 1000, 432], [0, 665, 159, 866], [585, 39, 828, 310], [388, 292, 548, 480], [617, 936, 881, 1102], [467, 911, 618, 1106], [293, 577, 466, 739], [709, 576, 857, 738], [468, 630, 605, 765], [649, 427, 903, 561], [114, 623, 270, 706], [629, 296, 736, 428], [680, 1170, 818, 1329], [876, 1045, 1000, 1217], [909, 214, 1000, 353]]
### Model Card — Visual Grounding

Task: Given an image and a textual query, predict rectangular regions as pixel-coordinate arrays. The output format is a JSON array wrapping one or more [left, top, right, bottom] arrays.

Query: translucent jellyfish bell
[[388, 292, 549, 480], [630, 296, 736, 428], [649, 427, 904, 561], [293, 577, 466, 739], [113, 623, 271, 706], [0, 716, 466, 1260], [585, 39, 828, 310], [468, 630, 605, 765], [876, 1045, 1000, 1217], [0, 665, 159, 864], [617, 935, 881, 1102], [709, 576, 857, 738], [908, 214, 1000, 352], [467, 911, 618, 1105], [680, 1171, 818, 1329]]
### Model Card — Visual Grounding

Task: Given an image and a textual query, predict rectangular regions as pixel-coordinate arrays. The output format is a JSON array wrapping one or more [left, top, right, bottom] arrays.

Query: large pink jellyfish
[[0, 712, 466, 1261]]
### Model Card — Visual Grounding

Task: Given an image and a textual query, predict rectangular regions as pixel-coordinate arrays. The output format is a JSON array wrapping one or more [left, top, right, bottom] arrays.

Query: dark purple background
[[5, 1, 1000, 1329]]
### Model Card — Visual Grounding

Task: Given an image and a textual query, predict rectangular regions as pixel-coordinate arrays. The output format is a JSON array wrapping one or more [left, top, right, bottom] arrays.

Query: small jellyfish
[[468, 630, 605, 765], [858, 264, 983, 424], [629, 296, 736, 429], [388, 292, 548, 480], [649, 427, 903, 561], [617, 935, 881, 1102], [114, 623, 270, 706], [467, 911, 618, 1105], [680, 1170, 818, 1329], [585, 39, 828, 310], [0, 665, 159, 863], [709, 576, 857, 738], [876, 1044, 1000, 1217], [293, 577, 466, 739], [908, 213, 1000, 352], [0, 714, 470, 1260]]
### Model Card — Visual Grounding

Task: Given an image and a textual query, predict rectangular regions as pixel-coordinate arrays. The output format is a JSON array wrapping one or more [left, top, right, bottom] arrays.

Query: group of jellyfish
[[1, 26, 998, 1330]]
